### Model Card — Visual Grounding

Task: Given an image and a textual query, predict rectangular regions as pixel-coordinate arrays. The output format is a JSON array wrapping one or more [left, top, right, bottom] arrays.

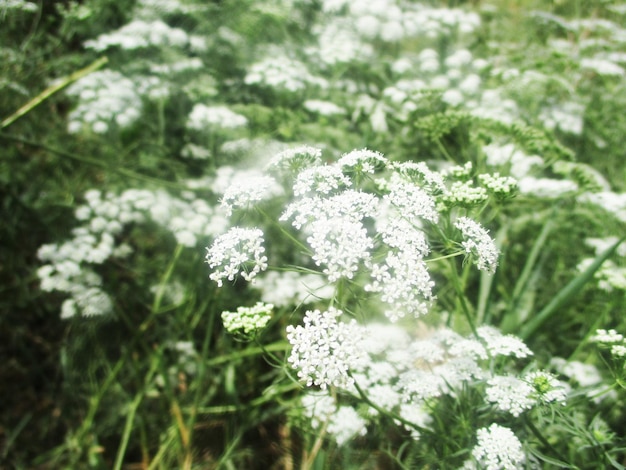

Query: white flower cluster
[[65, 70, 142, 134], [293, 321, 549, 446], [206, 227, 268, 287], [245, 50, 328, 93], [299, 393, 367, 446], [212, 146, 501, 321], [39, 188, 228, 318], [220, 172, 283, 216], [286, 307, 365, 390], [303, 99, 346, 116], [454, 216, 500, 274], [84, 20, 188, 51], [591, 328, 626, 358], [186, 104, 248, 132], [221, 302, 273, 337], [486, 371, 567, 416], [469, 423, 525, 470], [306, 19, 374, 66]]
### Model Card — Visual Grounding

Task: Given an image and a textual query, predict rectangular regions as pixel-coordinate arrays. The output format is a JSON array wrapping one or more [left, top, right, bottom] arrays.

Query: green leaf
[[519, 236, 626, 340]]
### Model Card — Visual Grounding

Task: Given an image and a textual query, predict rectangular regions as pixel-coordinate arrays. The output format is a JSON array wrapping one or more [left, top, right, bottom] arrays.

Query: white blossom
[[471, 424, 525, 470], [206, 227, 268, 287], [286, 307, 365, 390], [454, 217, 499, 274]]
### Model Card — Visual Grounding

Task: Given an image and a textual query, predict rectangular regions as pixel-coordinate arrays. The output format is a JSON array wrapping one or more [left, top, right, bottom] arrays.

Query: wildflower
[[477, 326, 532, 358], [286, 307, 365, 390], [471, 424, 525, 470], [454, 217, 499, 274], [385, 178, 439, 223], [293, 165, 352, 197], [365, 253, 434, 321], [478, 173, 518, 199], [443, 181, 489, 206], [206, 227, 268, 287], [186, 104, 248, 131], [338, 148, 388, 175], [591, 328, 625, 344], [303, 99, 346, 116], [220, 174, 283, 215], [524, 370, 568, 405], [65, 70, 141, 134], [266, 145, 323, 178], [485, 375, 535, 416], [327, 406, 368, 445], [84, 20, 188, 51], [307, 217, 373, 282], [221, 302, 273, 338]]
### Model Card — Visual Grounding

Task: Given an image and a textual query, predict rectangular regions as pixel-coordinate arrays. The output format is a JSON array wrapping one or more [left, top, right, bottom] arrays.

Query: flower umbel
[[206, 227, 268, 287], [221, 302, 273, 339], [286, 307, 365, 390]]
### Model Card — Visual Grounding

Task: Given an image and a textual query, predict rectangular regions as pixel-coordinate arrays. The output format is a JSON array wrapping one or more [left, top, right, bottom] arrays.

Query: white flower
[[266, 145, 323, 177], [307, 217, 373, 282], [591, 328, 624, 344], [338, 148, 388, 175], [518, 177, 578, 198], [84, 20, 188, 51], [486, 375, 535, 416], [472, 424, 525, 470], [365, 251, 434, 322], [385, 178, 439, 223], [186, 104, 247, 131], [327, 406, 368, 445], [477, 326, 532, 358], [303, 99, 346, 116], [221, 302, 273, 336], [286, 307, 365, 390], [220, 174, 283, 215], [454, 217, 499, 274], [524, 370, 569, 405], [293, 165, 352, 197], [206, 227, 268, 287]]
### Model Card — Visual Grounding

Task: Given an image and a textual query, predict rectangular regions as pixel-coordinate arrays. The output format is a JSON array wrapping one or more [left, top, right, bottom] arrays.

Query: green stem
[[112, 390, 144, 470], [151, 244, 184, 315], [1, 57, 108, 128]]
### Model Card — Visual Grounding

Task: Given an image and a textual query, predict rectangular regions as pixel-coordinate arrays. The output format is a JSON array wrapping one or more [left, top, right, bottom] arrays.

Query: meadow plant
[[4, 0, 626, 467]]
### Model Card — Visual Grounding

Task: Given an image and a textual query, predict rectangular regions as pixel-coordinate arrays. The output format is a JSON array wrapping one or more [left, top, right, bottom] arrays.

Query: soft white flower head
[[303, 99, 346, 116], [220, 174, 283, 215], [477, 326, 532, 358], [485, 375, 535, 416], [454, 217, 499, 274], [471, 424, 525, 470], [307, 217, 373, 282], [293, 165, 352, 197], [286, 307, 365, 390], [206, 227, 268, 287], [187, 104, 248, 131], [338, 148, 388, 175], [591, 328, 625, 344], [84, 20, 189, 51]]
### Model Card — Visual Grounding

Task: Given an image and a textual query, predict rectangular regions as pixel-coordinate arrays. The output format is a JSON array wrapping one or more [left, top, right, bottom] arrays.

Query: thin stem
[[1, 57, 108, 128]]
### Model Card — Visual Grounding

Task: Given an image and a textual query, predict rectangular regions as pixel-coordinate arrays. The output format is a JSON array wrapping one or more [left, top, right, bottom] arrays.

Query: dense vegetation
[[2, 0, 626, 468]]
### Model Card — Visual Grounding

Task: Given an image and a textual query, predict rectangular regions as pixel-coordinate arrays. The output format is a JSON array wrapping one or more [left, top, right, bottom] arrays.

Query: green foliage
[[2, 0, 626, 468]]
